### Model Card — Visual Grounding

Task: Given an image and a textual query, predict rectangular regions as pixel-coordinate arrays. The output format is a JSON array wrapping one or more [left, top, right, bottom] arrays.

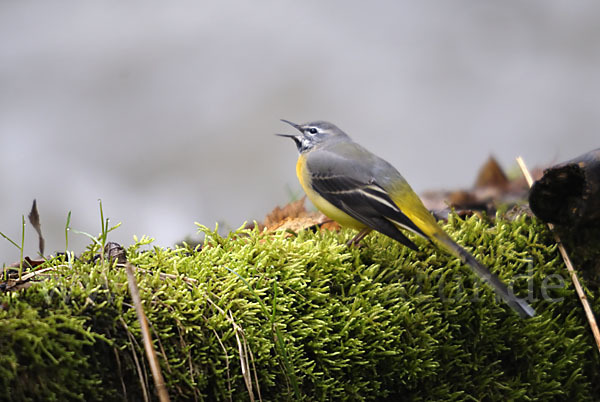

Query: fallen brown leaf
[[8, 256, 45, 269], [263, 197, 339, 234]]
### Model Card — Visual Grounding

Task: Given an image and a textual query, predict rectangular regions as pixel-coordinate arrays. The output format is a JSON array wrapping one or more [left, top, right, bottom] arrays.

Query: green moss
[[1, 213, 599, 400]]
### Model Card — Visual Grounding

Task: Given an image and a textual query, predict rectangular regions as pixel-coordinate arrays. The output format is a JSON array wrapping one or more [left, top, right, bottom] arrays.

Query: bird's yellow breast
[[296, 154, 366, 230]]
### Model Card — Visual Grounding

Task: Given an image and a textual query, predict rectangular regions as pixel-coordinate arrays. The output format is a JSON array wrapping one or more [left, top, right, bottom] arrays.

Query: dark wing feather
[[309, 171, 426, 249]]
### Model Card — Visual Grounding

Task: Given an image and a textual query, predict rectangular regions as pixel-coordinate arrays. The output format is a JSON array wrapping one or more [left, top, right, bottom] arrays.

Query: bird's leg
[[346, 228, 372, 247]]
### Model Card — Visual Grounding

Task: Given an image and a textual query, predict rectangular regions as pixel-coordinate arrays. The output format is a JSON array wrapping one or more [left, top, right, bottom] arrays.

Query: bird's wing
[[305, 145, 427, 249]]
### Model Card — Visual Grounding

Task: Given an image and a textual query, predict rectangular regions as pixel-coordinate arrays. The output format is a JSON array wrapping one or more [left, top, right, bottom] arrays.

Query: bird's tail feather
[[434, 233, 536, 318]]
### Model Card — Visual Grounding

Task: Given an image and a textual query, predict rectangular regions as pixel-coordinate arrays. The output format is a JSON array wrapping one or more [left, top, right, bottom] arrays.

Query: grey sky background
[[1, 1, 599, 264]]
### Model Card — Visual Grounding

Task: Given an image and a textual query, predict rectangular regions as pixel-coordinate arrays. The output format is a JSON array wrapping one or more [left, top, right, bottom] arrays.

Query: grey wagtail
[[277, 120, 535, 318]]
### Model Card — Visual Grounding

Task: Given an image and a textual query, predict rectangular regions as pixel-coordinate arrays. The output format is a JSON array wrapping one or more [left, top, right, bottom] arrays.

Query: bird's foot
[[346, 228, 372, 247]]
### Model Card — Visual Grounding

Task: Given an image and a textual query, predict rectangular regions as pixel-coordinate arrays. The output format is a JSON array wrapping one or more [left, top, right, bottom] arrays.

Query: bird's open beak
[[275, 133, 302, 148], [280, 119, 302, 131], [276, 119, 304, 149]]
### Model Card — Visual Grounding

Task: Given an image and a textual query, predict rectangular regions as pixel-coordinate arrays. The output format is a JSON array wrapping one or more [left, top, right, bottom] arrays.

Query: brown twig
[[517, 156, 600, 355], [125, 262, 171, 402]]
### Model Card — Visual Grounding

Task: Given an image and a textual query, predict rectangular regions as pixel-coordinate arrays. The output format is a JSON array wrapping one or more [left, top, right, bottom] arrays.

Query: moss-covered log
[[1, 214, 599, 401]]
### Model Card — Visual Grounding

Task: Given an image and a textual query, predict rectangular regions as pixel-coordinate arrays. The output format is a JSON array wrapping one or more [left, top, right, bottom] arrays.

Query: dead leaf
[[27, 199, 45, 256], [263, 197, 338, 233], [263, 197, 310, 229], [474, 156, 509, 189], [7, 256, 45, 269]]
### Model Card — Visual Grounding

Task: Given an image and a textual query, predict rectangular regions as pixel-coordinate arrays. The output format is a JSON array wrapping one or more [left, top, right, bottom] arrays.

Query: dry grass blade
[[120, 317, 150, 402], [113, 346, 128, 400], [125, 262, 171, 402], [231, 310, 255, 402], [517, 156, 600, 355], [204, 295, 262, 401], [248, 344, 262, 402], [2, 267, 58, 291], [18, 266, 56, 282], [212, 328, 233, 402]]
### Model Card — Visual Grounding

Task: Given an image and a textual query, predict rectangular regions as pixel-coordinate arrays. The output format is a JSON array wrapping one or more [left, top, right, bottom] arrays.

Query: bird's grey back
[[307, 137, 409, 190]]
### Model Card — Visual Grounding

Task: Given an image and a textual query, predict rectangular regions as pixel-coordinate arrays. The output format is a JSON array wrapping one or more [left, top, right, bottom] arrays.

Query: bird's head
[[277, 120, 349, 153]]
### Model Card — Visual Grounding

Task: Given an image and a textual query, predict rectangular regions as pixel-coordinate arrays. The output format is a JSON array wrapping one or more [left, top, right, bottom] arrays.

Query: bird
[[277, 119, 535, 318]]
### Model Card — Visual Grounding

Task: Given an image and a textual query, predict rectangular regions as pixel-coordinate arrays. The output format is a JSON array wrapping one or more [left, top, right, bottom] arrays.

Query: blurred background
[[1, 1, 599, 265]]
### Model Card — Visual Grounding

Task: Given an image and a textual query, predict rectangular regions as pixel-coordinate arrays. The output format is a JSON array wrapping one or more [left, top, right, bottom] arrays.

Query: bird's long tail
[[434, 233, 536, 318]]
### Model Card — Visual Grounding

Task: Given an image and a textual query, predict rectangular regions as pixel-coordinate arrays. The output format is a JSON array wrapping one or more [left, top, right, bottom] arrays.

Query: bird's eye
[[308, 128, 318, 134]]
